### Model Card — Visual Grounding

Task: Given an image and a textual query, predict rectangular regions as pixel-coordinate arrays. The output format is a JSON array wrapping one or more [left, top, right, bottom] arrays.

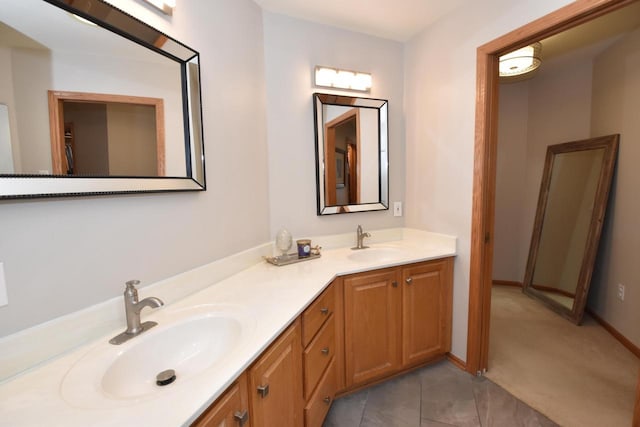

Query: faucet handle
[[125, 279, 140, 290]]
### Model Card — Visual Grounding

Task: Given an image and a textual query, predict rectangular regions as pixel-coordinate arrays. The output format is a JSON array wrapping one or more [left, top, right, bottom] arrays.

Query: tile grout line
[[473, 378, 484, 427], [419, 373, 423, 425], [357, 389, 369, 427]]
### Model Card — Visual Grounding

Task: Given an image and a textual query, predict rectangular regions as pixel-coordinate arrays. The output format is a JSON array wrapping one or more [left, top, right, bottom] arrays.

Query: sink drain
[[156, 369, 177, 386]]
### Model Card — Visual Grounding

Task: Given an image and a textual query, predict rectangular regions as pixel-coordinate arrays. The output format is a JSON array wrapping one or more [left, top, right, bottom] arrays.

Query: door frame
[[466, 0, 637, 375]]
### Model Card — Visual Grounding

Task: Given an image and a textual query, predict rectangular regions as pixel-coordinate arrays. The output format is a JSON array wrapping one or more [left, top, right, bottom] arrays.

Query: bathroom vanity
[[0, 229, 456, 426], [193, 256, 453, 427]]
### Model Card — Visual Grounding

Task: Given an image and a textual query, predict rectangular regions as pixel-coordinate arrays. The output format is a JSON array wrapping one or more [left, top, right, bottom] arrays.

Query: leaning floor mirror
[[522, 134, 619, 324], [313, 93, 389, 215]]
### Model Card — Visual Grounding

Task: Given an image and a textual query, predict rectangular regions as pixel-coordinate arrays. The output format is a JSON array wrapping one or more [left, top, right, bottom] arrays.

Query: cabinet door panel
[[344, 269, 400, 387], [249, 320, 303, 427], [402, 259, 453, 366], [192, 374, 250, 427]]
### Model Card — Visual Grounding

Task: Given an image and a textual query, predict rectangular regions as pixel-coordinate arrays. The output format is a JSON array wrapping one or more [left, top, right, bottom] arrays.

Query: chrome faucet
[[109, 280, 164, 345], [352, 225, 371, 250]]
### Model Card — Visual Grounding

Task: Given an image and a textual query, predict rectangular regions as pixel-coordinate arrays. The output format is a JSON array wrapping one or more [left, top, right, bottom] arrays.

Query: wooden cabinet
[[301, 283, 339, 427], [192, 373, 250, 427], [343, 258, 453, 388], [248, 320, 303, 427], [344, 268, 401, 387], [401, 259, 453, 366], [193, 257, 453, 426]]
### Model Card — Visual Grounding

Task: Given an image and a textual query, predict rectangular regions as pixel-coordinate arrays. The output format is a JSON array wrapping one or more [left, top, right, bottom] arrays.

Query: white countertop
[[0, 229, 455, 427]]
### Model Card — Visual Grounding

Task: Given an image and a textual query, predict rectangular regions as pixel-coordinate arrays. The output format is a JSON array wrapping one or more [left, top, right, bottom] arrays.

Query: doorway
[[467, 0, 640, 423], [48, 91, 165, 177]]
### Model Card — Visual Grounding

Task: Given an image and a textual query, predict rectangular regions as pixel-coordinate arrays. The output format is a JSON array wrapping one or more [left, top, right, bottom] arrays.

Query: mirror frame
[[313, 93, 389, 215], [522, 134, 619, 324], [0, 0, 206, 199]]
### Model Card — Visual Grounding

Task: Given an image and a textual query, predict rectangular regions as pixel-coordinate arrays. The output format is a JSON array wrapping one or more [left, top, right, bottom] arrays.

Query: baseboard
[[586, 308, 640, 359], [492, 280, 522, 287], [446, 352, 467, 371]]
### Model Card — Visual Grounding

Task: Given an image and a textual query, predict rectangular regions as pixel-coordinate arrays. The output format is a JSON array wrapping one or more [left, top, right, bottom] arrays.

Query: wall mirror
[[0, 0, 205, 199], [313, 93, 388, 215], [523, 135, 619, 323]]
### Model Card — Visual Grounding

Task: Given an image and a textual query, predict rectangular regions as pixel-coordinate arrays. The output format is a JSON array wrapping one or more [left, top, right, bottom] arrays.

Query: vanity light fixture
[[499, 42, 542, 77], [141, 0, 176, 16], [315, 66, 372, 92]]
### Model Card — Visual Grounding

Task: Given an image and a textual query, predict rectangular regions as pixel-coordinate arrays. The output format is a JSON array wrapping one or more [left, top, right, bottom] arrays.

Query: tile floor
[[323, 361, 558, 427]]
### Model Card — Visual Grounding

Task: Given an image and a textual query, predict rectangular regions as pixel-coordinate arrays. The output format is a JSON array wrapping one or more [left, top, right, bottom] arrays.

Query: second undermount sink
[[61, 304, 254, 409], [348, 246, 406, 263]]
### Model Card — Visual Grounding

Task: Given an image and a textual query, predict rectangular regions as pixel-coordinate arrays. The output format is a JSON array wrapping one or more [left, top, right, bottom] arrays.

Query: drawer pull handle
[[320, 307, 329, 315], [405, 277, 413, 285], [257, 384, 269, 398], [321, 347, 330, 355], [234, 410, 249, 426], [323, 396, 331, 404]]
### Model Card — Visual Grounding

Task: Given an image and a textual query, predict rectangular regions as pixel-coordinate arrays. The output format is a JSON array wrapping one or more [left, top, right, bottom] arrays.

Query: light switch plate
[[393, 202, 403, 217], [0, 262, 7, 307]]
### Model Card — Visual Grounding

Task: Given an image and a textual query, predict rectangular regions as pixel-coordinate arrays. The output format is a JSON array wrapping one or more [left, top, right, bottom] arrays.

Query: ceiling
[[252, 0, 467, 42]]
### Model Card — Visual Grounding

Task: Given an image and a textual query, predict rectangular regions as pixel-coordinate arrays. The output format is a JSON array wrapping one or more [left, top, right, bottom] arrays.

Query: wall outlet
[[393, 201, 403, 217], [617, 283, 625, 301], [0, 262, 7, 307]]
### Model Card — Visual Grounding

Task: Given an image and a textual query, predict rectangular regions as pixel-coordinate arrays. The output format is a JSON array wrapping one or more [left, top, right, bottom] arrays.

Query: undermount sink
[[61, 304, 254, 409], [348, 246, 405, 263]]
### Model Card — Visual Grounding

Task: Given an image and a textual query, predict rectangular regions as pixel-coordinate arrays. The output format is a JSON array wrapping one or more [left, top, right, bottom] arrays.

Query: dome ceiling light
[[499, 42, 542, 78]]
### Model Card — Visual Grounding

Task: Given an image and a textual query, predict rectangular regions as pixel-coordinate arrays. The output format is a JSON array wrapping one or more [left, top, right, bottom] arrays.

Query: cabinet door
[[192, 374, 250, 427], [249, 320, 303, 427], [344, 269, 401, 387], [401, 258, 453, 366]]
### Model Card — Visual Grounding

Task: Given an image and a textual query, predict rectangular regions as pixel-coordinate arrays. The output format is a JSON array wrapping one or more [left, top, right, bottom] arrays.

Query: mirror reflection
[[523, 135, 619, 323], [0, 0, 205, 198], [314, 93, 388, 215]]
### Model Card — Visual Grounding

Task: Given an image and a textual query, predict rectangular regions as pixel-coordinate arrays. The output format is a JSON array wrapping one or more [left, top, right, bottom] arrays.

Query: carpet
[[486, 286, 639, 427]]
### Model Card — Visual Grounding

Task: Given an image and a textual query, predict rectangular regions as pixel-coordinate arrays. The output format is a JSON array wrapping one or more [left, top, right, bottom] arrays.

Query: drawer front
[[302, 284, 335, 347], [303, 314, 335, 399], [304, 358, 337, 427]]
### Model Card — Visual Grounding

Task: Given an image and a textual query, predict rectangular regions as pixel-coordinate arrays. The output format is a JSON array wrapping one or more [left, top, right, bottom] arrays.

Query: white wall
[[10, 48, 52, 174], [589, 28, 640, 347], [0, 0, 270, 337], [404, 0, 575, 359], [262, 12, 405, 238], [359, 108, 380, 203]]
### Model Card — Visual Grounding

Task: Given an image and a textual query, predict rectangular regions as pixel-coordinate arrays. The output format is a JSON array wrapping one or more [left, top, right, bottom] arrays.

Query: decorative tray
[[264, 252, 321, 266]]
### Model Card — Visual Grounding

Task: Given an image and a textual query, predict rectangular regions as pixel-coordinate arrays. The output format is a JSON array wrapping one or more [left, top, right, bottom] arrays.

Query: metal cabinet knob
[[321, 347, 330, 355], [257, 384, 269, 398], [234, 410, 249, 426], [320, 307, 329, 315], [405, 277, 413, 285], [323, 396, 331, 404]]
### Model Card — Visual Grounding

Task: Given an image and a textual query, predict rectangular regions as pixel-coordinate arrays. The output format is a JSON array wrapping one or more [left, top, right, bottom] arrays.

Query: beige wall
[[106, 103, 157, 176], [589, 28, 640, 347], [493, 58, 594, 284], [493, 82, 530, 281], [64, 103, 110, 175]]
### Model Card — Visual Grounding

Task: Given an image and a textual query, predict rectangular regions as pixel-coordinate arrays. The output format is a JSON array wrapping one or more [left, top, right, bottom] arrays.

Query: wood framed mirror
[[523, 134, 619, 323]]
